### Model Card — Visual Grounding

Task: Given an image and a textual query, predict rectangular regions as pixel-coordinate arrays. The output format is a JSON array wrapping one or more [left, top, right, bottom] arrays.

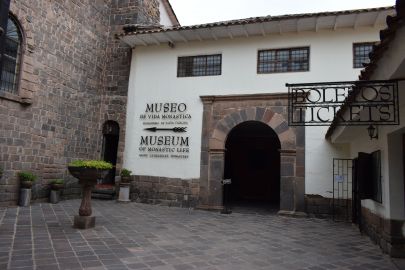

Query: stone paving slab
[[0, 200, 401, 270]]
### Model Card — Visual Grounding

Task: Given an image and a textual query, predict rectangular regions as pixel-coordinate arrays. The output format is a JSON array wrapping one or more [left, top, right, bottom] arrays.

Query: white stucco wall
[[159, 0, 174, 27], [338, 85, 405, 220], [124, 27, 382, 197], [331, 24, 405, 220], [346, 91, 405, 220]]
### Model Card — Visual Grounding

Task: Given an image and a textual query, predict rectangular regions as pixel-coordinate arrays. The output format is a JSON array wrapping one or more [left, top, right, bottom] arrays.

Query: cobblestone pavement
[[0, 200, 401, 270]]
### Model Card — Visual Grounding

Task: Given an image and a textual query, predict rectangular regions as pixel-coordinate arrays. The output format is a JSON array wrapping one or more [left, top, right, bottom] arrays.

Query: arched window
[[0, 15, 22, 94]]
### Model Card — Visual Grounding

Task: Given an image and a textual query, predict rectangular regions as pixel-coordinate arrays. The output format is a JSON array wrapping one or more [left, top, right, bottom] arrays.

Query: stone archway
[[199, 94, 305, 214]]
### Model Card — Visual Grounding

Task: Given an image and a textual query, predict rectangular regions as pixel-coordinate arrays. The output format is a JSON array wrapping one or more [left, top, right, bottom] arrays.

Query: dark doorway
[[403, 134, 405, 211], [352, 151, 382, 228], [224, 121, 281, 212], [102, 121, 119, 185]]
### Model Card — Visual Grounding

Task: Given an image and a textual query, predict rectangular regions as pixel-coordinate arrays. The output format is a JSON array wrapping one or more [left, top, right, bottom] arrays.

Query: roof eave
[[120, 6, 395, 48]]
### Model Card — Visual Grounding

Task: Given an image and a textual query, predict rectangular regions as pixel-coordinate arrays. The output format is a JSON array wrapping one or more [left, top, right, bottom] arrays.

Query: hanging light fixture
[[367, 125, 378, 140]]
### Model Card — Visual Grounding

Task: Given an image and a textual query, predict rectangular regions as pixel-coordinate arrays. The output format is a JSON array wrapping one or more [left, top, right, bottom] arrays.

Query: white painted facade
[[330, 24, 405, 220], [159, 0, 174, 27], [123, 9, 393, 199]]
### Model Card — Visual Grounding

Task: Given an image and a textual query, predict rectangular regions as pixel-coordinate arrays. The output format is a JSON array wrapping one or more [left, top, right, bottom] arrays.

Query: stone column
[[198, 98, 214, 208], [207, 149, 226, 210], [279, 149, 306, 216], [74, 181, 96, 229], [79, 182, 93, 216]]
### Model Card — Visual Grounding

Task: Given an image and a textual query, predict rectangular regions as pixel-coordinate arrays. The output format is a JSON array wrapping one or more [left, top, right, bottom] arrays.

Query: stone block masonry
[[361, 207, 405, 258], [305, 194, 333, 217], [0, 0, 160, 206], [130, 175, 200, 208]]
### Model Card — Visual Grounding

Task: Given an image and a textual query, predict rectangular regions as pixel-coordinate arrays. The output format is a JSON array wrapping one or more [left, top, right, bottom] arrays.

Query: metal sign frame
[[287, 80, 399, 126]]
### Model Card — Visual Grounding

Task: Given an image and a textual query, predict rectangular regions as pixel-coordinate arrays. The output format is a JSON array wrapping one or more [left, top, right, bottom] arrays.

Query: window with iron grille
[[177, 54, 221, 77], [0, 14, 22, 95], [353, 42, 376, 68], [258, 47, 309, 74]]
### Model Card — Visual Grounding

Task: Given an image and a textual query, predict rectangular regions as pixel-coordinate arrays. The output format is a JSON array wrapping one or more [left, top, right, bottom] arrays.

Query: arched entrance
[[224, 121, 281, 211], [102, 121, 119, 185], [199, 96, 305, 213]]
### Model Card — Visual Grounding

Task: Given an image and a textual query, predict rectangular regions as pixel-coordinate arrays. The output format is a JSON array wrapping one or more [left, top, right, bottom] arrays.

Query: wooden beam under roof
[[193, 29, 203, 41], [333, 15, 339, 31], [242, 25, 250, 37], [315, 17, 320, 32], [176, 31, 188, 43], [149, 34, 160, 45], [162, 32, 174, 43], [226, 26, 234, 39], [260, 24, 266, 36], [353, 13, 360, 29], [133, 35, 147, 46]]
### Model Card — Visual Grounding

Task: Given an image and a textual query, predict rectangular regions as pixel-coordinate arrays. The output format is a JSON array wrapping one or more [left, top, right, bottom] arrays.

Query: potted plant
[[117, 168, 132, 203], [49, 179, 64, 204], [18, 171, 37, 189], [120, 168, 132, 184], [50, 179, 64, 190], [68, 160, 112, 229], [17, 171, 37, 206]]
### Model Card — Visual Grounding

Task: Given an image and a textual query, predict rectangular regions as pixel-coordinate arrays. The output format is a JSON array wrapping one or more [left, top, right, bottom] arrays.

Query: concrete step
[[91, 193, 114, 200], [93, 188, 115, 195]]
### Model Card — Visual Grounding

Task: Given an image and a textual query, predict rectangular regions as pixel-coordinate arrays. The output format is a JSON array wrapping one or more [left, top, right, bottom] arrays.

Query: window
[[353, 42, 375, 68], [258, 47, 309, 73], [0, 15, 22, 94], [177, 54, 221, 77]]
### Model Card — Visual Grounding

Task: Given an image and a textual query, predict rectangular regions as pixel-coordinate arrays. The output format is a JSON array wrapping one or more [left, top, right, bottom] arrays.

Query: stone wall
[[102, 0, 160, 172], [0, 0, 160, 206], [130, 175, 199, 208], [361, 207, 405, 258]]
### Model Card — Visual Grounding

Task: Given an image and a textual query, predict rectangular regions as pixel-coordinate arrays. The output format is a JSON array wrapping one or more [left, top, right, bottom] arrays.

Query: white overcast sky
[[169, 0, 396, 26]]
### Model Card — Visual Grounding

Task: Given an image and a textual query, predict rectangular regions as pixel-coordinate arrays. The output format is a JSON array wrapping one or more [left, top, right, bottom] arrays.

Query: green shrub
[[68, 160, 113, 170], [121, 168, 132, 177], [50, 179, 64, 184], [17, 171, 37, 182]]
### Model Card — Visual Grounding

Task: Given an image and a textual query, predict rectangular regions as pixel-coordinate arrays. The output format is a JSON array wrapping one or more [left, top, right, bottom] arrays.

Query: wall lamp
[[367, 125, 378, 140]]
